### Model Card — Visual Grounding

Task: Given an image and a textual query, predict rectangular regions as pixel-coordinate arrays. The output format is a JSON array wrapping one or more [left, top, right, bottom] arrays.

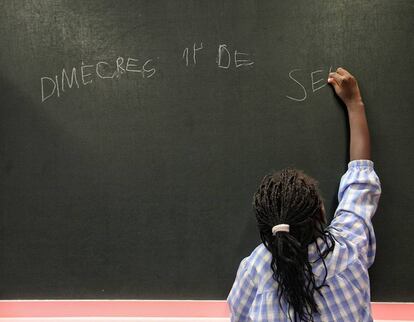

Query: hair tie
[[272, 224, 290, 235]]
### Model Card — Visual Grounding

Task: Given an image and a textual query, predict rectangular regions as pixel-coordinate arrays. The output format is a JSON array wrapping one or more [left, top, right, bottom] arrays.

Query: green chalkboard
[[0, 0, 413, 301]]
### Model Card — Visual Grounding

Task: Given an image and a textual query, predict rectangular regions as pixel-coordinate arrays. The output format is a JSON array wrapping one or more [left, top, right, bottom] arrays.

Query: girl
[[227, 68, 381, 321]]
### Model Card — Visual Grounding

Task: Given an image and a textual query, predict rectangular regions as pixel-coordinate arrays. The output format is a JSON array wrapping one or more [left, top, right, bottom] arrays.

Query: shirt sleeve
[[227, 258, 257, 322], [328, 159, 382, 268]]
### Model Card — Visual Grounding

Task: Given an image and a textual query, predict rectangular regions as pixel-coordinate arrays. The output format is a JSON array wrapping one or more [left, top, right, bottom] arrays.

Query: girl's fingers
[[337, 67, 352, 78], [336, 67, 345, 76], [329, 68, 361, 104], [329, 72, 344, 86], [327, 76, 340, 92]]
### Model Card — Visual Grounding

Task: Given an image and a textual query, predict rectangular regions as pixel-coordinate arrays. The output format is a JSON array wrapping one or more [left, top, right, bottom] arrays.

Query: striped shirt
[[227, 160, 382, 321]]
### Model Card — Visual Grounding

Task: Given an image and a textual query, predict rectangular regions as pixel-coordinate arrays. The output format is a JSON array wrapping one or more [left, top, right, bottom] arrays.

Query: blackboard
[[1, 0, 413, 301]]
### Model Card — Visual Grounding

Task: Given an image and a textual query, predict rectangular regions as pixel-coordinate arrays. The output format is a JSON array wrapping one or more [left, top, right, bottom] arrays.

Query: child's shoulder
[[242, 243, 271, 275], [241, 243, 278, 292], [249, 243, 270, 261]]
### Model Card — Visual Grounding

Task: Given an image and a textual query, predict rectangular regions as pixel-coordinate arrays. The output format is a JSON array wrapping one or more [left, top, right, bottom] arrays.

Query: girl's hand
[[328, 68, 363, 108]]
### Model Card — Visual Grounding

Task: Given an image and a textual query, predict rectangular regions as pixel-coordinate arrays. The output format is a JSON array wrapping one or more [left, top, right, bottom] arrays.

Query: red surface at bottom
[[0, 301, 413, 320]]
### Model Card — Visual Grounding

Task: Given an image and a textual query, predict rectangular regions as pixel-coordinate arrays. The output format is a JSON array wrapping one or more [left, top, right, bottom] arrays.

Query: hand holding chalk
[[328, 67, 363, 109]]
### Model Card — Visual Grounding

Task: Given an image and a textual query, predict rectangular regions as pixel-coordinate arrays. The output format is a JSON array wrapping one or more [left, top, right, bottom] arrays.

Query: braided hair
[[253, 168, 335, 322]]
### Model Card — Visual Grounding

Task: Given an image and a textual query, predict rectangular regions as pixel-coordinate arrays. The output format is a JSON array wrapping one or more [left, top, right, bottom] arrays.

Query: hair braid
[[253, 168, 335, 322]]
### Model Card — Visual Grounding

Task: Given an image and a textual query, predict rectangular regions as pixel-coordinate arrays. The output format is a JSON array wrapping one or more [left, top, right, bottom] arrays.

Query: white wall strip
[[0, 318, 413, 322]]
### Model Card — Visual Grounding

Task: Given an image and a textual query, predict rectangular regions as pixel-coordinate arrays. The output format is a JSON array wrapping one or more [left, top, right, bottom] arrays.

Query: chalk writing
[[41, 43, 255, 102], [40, 44, 338, 105], [41, 56, 156, 102], [286, 67, 334, 102], [217, 44, 254, 69], [181, 42, 254, 69], [182, 42, 204, 66]]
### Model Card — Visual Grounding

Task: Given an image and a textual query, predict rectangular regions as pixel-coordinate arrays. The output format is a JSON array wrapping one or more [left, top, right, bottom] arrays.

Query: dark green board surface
[[0, 1, 413, 301]]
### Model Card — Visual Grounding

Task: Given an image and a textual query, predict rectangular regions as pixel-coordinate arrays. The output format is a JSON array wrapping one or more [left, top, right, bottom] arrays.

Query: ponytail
[[254, 169, 335, 322]]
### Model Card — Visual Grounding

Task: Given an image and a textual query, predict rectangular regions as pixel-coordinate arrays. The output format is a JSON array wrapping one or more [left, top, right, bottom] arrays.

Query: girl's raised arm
[[328, 68, 371, 161]]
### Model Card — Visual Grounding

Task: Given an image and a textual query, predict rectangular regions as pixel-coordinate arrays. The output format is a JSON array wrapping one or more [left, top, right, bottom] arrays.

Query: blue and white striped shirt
[[227, 160, 382, 321]]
